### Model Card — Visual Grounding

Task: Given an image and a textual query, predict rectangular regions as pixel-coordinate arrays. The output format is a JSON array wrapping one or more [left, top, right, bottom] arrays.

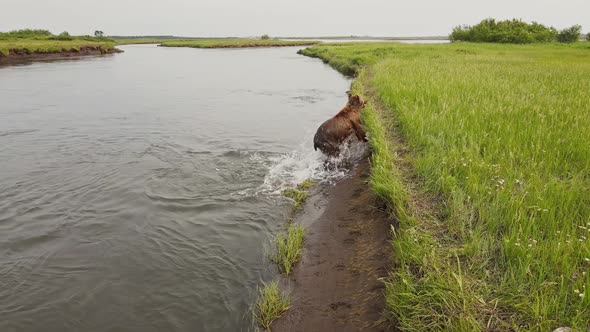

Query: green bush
[[557, 25, 582, 43], [261, 34, 271, 40], [51, 31, 73, 41], [450, 18, 558, 43]]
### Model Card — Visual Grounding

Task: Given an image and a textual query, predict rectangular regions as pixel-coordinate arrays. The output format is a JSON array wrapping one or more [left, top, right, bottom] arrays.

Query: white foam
[[257, 135, 369, 194]]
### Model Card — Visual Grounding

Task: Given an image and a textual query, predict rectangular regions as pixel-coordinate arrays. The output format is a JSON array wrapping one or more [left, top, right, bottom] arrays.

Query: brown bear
[[313, 94, 368, 157]]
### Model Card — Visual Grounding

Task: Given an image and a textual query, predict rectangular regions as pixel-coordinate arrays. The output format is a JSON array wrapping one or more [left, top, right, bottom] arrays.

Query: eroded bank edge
[[300, 45, 477, 330]]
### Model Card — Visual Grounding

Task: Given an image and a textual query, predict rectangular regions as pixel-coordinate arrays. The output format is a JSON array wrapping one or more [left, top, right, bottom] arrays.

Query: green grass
[[282, 188, 309, 211], [160, 38, 319, 48], [0, 29, 117, 56], [300, 42, 590, 330], [254, 281, 290, 330], [297, 180, 314, 190], [275, 224, 305, 275], [0, 39, 116, 57]]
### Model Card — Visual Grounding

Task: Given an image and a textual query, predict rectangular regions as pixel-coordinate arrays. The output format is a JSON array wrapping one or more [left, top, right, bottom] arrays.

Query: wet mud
[[273, 158, 394, 332]]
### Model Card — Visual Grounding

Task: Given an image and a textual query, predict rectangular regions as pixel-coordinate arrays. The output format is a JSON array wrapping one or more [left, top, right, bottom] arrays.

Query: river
[[0, 44, 351, 331]]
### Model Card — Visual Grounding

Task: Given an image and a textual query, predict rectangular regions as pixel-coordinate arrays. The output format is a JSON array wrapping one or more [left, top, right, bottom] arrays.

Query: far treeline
[[451, 18, 587, 43], [0, 29, 114, 42]]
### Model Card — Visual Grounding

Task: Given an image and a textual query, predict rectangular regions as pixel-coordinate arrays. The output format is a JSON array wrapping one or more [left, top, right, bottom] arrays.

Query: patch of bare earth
[[272, 159, 394, 332]]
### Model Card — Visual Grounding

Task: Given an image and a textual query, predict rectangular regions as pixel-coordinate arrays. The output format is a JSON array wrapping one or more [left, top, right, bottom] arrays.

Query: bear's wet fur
[[313, 94, 367, 157]]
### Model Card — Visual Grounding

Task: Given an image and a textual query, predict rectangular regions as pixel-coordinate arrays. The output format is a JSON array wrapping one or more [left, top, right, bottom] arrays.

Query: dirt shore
[[272, 159, 394, 332], [0, 46, 122, 65]]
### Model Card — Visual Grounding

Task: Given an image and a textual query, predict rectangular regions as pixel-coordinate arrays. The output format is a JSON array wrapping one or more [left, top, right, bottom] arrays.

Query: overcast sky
[[1, 0, 588, 37]]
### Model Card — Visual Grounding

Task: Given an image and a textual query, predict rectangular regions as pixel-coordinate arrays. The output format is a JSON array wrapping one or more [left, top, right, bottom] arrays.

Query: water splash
[[258, 136, 369, 194]]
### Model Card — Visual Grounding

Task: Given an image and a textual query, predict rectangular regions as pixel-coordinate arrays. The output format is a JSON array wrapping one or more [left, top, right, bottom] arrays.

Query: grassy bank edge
[[300, 46, 490, 330], [357, 73, 485, 330], [0, 40, 119, 57]]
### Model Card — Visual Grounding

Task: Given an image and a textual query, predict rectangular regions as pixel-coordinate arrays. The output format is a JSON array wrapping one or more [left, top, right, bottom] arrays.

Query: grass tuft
[[297, 180, 314, 190], [254, 281, 290, 330], [282, 188, 308, 211], [275, 224, 305, 275]]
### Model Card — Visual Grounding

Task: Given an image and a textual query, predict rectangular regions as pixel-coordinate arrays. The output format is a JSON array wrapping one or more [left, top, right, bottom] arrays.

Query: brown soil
[[0, 46, 123, 65], [272, 158, 395, 332]]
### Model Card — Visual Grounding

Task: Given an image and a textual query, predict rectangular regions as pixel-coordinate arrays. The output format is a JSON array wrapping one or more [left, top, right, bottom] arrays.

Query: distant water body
[[0, 45, 352, 331]]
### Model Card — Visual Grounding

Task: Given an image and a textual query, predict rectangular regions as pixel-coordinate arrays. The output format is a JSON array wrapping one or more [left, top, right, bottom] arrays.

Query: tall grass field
[[301, 42, 590, 330]]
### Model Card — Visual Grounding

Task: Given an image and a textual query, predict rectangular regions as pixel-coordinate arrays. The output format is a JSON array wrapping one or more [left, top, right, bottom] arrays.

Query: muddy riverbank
[[272, 158, 394, 331]]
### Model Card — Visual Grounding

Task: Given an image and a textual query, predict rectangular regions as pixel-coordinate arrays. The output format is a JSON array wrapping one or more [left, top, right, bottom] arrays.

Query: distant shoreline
[[111, 35, 450, 41], [280, 36, 449, 41], [158, 39, 320, 49], [0, 46, 122, 65]]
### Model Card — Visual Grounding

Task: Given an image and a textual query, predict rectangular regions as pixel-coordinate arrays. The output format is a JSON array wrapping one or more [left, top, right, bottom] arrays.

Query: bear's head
[[348, 95, 366, 109]]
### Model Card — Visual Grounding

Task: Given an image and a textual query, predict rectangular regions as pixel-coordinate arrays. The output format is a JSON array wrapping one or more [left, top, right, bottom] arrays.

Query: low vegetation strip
[[0, 40, 117, 57], [0, 29, 118, 58], [275, 181, 312, 275], [159, 39, 319, 48], [252, 181, 311, 328], [301, 42, 590, 330]]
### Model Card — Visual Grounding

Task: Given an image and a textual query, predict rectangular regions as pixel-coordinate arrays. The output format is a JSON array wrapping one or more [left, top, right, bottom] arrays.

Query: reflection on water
[[0, 45, 351, 331]]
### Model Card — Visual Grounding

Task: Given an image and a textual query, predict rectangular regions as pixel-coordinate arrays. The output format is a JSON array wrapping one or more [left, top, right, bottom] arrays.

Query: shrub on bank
[[450, 18, 558, 43], [557, 25, 582, 43], [51, 31, 73, 41]]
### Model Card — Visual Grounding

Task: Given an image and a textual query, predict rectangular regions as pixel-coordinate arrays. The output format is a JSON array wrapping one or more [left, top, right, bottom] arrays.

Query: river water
[[0, 45, 351, 331]]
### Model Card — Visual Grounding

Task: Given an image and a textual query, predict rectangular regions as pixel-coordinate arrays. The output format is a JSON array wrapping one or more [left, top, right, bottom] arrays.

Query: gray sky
[[1, 0, 588, 37]]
